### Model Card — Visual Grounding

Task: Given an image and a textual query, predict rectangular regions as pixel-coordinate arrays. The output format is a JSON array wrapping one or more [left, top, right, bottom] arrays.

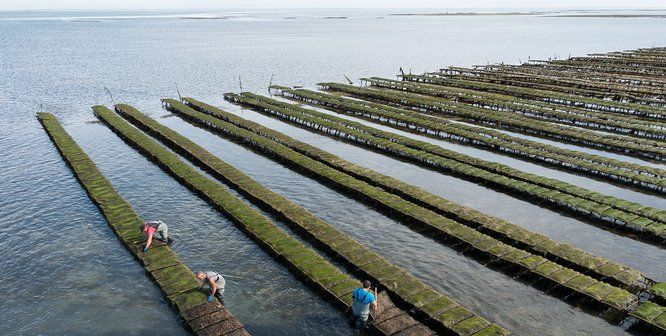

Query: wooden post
[[104, 86, 115, 104], [174, 82, 182, 100]]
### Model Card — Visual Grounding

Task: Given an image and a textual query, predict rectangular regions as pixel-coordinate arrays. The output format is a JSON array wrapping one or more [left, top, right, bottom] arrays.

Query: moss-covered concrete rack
[[272, 86, 665, 193], [538, 58, 666, 73], [435, 66, 666, 103], [92, 105, 486, 336], [111, 103, 496, 335], [36, 112, 250, 336], [401, 70, 666, 120], [427, 67, 664, 109], [630, 301, 666, 334], [222, 93, 666, 244], [515, 48, 666, 77], [177, 97, 653, 292], [508, 62, 666, 87], [478, 63, 666, 95], [319, 81, 666, 161], [465, 48, 666, 107], [165, 98, 660, 320], [182, 99, 666, 332], [365, 77, 665, 140]]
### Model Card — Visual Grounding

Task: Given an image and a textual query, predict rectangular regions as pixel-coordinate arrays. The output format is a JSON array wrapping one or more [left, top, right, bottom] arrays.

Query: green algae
[[564, 275, 598, 292], [421, 296, 458, 316], [581, 282, 616, 301], [630, 301, 664, 323], [649, 282, 666, 301], [450, 316, 491, 336], [472, 324, 511, 336], [439, 307, 474, 328], [550, 268, 579, 284], [533, 261, 563, 277]]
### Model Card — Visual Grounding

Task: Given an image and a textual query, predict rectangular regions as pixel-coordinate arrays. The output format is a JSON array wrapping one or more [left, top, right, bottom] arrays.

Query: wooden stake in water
[[103, 86, 115, 104], [174, 82, 182, 100]]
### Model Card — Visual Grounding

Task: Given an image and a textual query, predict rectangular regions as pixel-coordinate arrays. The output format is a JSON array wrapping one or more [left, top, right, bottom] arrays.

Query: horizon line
[[3, 6, 666, 11]]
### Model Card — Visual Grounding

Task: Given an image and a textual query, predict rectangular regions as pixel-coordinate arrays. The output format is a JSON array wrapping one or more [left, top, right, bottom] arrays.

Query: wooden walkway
[[371, 291, 436, 336]]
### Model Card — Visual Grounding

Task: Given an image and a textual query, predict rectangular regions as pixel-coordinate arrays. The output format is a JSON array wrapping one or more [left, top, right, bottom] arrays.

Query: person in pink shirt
[[140, 220, 169, 252]]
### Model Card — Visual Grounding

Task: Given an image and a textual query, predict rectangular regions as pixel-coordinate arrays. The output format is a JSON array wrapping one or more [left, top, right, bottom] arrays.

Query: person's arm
[[207, 277, 217, 302], [143, 232, 153, 251], [371, 288, 378, 310], [209, 277, 217, 296]]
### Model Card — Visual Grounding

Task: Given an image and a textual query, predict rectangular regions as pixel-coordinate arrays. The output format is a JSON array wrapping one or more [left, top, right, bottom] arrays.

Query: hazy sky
[[2, 0, 665, 10]]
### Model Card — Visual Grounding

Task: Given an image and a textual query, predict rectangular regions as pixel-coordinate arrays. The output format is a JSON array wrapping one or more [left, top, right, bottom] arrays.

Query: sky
[[1, 0, 665, 10]]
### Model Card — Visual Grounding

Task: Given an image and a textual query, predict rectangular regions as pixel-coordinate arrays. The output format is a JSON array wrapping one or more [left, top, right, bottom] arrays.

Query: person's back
[[350, 280, 377, 330], [197, 271, 226, 302], [352, 288, 374, 318], [205, 271, 225, 289]]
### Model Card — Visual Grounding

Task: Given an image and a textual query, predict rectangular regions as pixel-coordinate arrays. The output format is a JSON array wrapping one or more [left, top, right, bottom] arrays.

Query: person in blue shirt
[[351, 280, 378, 330]]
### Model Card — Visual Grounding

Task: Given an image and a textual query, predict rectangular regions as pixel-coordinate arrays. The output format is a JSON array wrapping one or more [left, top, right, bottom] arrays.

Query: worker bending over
[[140, 220, 169, 252], [197, 271, 226, 302], [351, 280, 378, 331]]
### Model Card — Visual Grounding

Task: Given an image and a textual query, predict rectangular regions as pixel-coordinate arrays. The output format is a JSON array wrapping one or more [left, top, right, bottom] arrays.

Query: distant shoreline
[[388, 12, 666, 18], [387, 12, 545, 17], [548, 14, 666, 18], [180, 16, 228, 20]]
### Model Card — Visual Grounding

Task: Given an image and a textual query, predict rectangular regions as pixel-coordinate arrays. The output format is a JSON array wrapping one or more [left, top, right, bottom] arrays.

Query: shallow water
[[2, 8, 665, 335]]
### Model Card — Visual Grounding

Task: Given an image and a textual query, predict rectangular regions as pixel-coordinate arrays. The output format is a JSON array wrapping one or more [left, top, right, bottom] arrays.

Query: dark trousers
[[351, 314, 368, 330]]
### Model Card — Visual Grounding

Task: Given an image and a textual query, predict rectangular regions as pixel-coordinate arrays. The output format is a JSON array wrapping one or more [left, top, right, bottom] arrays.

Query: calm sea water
[[1, 9, 664, 335]]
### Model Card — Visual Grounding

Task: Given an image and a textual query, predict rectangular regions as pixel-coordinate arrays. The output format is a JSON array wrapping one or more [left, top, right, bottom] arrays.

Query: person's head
[[362, 280, 371, 289], [139, 223, 147, 233], [196, 271, 206, 280]]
